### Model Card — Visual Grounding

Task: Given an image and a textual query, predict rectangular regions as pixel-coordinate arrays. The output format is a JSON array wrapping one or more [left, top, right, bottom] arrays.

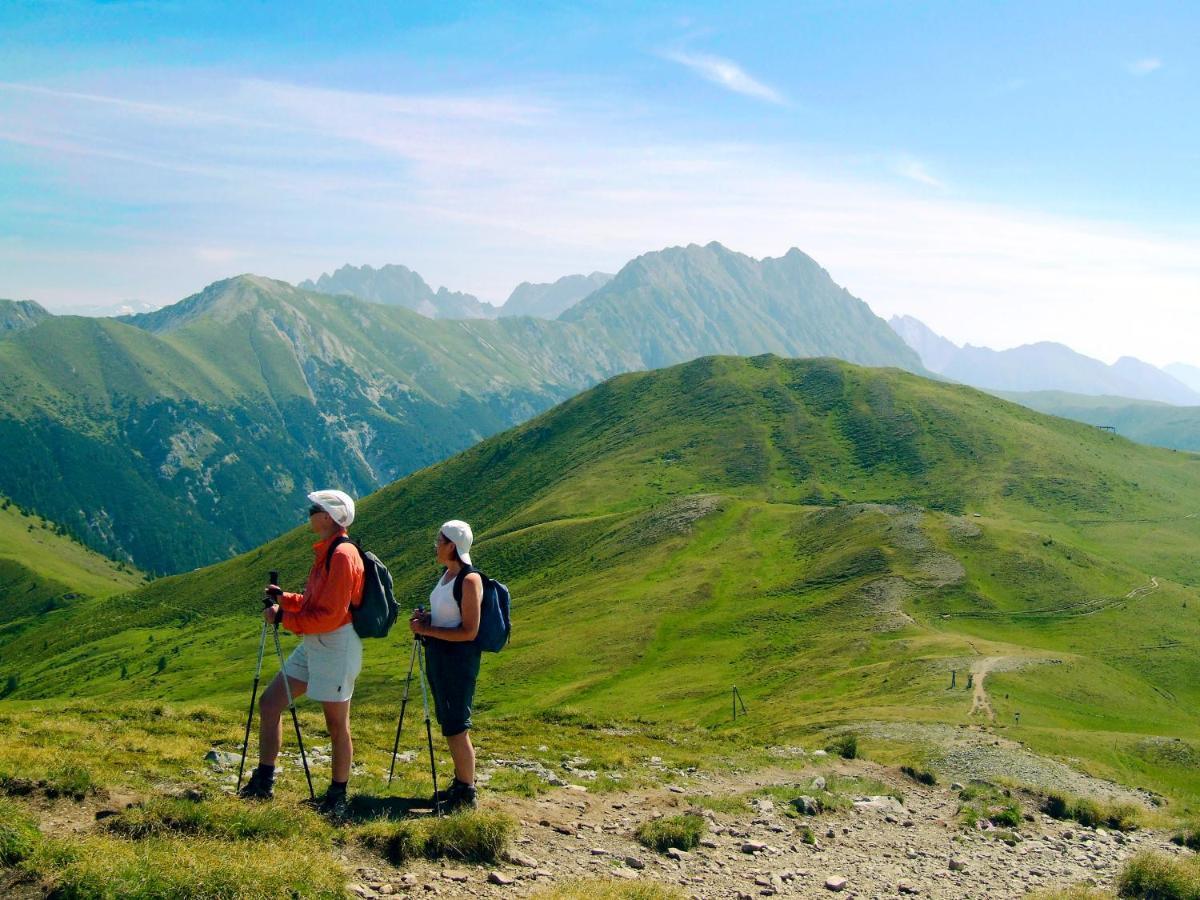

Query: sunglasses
[[307, 505, 324, 517]]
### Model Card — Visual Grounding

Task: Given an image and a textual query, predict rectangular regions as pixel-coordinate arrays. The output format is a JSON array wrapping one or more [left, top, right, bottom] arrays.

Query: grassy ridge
[[2, 356, 1199, 805], [0, 499, 141, 628]]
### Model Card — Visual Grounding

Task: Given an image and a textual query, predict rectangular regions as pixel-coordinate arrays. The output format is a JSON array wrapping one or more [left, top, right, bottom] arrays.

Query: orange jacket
[[279, 531, 364, 635]]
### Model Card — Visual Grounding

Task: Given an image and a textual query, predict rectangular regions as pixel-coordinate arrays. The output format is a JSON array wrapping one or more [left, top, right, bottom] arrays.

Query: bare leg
[[321, 700, 353, 782], [258, 673, 308, 765], [446, 730, 475, 785]]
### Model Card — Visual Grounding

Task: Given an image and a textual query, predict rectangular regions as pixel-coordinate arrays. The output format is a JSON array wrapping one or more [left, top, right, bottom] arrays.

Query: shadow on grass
[[346, 794, 437, 822]]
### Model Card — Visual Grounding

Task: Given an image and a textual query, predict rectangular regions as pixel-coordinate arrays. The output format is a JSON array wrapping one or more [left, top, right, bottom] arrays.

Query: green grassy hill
[[0, 498, 142, 632], [0, 277, 630, 573], [999, 389, 1200, 453], [1, 243, 923, 577], [2, 355, 1198, 803]]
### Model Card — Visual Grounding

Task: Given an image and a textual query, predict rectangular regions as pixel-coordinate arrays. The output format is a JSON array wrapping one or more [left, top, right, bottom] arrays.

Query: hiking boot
[[316, 789, 350, 821], [238, 767, 274, 801], [429, 777, 465, 807], [443, 780, 478, 812]]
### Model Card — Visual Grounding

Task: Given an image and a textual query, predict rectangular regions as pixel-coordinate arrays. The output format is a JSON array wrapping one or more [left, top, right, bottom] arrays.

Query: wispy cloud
[[1126, 58, 1163, 76], [1, 71, 1197, 366], [661, 50, 786, 105], [892, 156, 945, 189]]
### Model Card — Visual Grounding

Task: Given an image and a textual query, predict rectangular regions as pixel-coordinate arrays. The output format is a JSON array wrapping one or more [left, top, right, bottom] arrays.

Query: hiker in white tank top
[[408, 519, 484, 812], [428, 571, 462, 628]]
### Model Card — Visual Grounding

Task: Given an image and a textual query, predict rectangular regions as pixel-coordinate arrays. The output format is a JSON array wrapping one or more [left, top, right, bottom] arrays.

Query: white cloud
[[661, 50, 786, 104], [1127, 58, 1163, 76], [891, 157, 945, 189]]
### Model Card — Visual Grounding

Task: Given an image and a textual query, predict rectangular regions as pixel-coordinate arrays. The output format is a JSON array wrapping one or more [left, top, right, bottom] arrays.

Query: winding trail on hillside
[[968, 656, 1003, 720], [944, 577, 1160, 621]]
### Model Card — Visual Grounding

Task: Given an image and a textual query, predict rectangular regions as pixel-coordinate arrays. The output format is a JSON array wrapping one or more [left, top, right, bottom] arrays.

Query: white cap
[[440, 519, 473, 566], [308, 489, 356, 527]]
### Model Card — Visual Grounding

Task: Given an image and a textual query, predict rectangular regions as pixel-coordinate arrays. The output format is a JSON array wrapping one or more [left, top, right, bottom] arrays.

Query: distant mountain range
[[299, 263, 499, 319], [889, 314, 1200, 406], [566, 243, 921, 370], [500, 271, 612, 319], [996, 390, 1200, 453], [2, 243, 918, 574]]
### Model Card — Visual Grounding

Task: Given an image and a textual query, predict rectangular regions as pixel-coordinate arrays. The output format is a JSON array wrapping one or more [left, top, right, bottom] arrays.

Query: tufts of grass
[[487, 768, 551, 798], [1026, 886, 1114, 899], [1043, 792, 1142, 832], [958, 783, 1022, 829], [531, 879, 686, 899], [0, 798, 40, 866], [104, 795, 331, 842], [798, 825, 816, 845], [0, 764, 97, 801], [826, 734, 858, 760], [634, 814, 706, 853], [1117, 850, 1200, 899], [26, 834, 345, 899], [901, 765, 937, 786], [357, 810, 517, 864], [1172, 824, 1200, 851], [687, 794, 749, 815], [43, 764, 97, 800]]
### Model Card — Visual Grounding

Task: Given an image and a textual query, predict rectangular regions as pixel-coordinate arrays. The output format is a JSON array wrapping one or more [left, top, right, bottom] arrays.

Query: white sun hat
[[307, 489, 356, 527], [440, 519, 473, 566]]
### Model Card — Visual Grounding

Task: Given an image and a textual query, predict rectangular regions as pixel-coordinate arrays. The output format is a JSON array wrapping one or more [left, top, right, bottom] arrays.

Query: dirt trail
[[336, 757, 1180, 899], [968, 656, 1004, 720]]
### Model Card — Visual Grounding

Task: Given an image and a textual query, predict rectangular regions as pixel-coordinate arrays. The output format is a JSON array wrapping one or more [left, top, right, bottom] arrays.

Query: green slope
[[0, 277, 630, 573], [1, 241, 925, 576], [999, 389, 1200, 453], [3, 356, 1199, 801], [0, 498, 142, 627]]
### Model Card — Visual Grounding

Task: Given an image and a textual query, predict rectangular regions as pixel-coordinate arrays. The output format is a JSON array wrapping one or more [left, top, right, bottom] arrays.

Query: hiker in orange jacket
[[240, 489, 364, 819]]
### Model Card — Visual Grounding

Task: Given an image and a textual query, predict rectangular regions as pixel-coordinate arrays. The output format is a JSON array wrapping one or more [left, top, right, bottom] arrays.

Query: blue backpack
[[453, 565, 511, 652]]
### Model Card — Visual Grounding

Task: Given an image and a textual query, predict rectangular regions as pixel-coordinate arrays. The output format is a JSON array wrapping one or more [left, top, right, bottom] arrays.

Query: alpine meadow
[[4, 4, 1200, 896]]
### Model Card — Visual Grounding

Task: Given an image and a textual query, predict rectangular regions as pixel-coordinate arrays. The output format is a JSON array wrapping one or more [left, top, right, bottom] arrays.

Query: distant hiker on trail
[[409, 519, 484, 811], [240, 489, 364, 818]]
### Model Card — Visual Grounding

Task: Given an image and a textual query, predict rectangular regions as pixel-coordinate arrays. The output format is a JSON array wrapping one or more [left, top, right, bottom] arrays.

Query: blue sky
[[1, 0, 1197, 364]]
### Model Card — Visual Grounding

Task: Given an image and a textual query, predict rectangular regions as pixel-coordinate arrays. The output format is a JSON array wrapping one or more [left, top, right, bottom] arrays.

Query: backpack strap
[[452, 565, 480, 606], [324, 534, 354, 574]]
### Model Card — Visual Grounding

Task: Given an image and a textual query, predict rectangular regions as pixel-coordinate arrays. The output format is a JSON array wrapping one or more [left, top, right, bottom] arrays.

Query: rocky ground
[[333, 756, 1185, 899]]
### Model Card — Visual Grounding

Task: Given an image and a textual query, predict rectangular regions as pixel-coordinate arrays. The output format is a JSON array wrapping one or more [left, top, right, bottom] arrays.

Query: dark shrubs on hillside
[[0, 798, 40, 865], [358, 810, 516, 864], [635, 814, 707, 853], [901, 765, 937, 786], [1172, 825, 1200, 852], [826, 734, 858, 760], [1117, 851, 1200, 899], [1043, 791, 1141, 831]]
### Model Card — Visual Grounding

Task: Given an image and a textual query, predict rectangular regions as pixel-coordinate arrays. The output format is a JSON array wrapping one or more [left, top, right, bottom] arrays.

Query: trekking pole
[[387, 636, 420, 785], [236, 614, 271, 793], [266, 570, 315, 801], [415, 634, 442, 817]]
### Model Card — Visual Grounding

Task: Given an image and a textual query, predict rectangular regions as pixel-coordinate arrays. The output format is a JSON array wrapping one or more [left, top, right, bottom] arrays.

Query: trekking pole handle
[[264, 570, 280, 608]]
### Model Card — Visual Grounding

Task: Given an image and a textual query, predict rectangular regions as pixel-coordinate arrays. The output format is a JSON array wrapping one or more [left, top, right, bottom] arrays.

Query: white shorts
[[283, 623, 363, 703]]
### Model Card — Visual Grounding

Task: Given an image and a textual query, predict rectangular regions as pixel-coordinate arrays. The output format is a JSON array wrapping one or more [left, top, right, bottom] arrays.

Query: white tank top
[[429, 572, 461, 628]]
